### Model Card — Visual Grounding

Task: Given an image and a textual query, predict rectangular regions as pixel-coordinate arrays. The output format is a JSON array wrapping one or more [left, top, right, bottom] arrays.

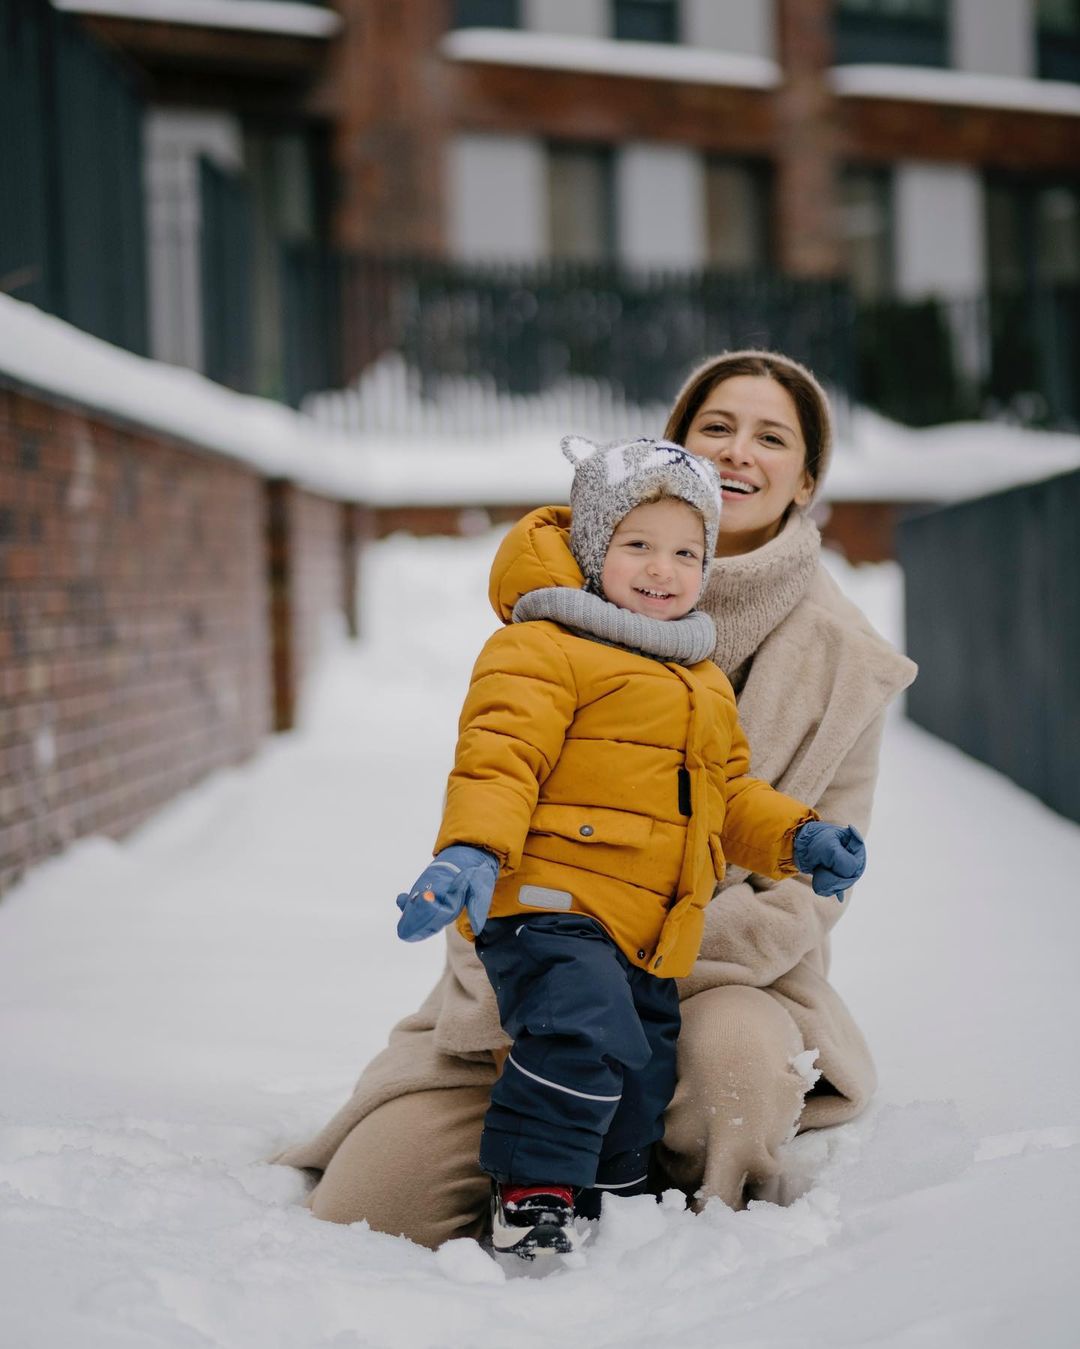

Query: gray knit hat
[[561, 434, 723, 595]]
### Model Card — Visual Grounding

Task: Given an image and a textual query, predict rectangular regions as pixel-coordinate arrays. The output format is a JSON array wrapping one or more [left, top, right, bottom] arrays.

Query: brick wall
[[267, 482, 353, 730], [0, 382, 355, 894]]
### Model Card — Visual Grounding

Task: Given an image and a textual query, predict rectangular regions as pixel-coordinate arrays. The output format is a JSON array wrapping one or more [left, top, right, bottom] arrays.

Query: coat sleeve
[[716, 718, 818, 880], [434, 624, 577, 870], [690, 709, 887, 989]]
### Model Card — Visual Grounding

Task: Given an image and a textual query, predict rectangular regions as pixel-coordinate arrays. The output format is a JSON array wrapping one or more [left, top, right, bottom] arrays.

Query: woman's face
[[682, 375, 813, 557]]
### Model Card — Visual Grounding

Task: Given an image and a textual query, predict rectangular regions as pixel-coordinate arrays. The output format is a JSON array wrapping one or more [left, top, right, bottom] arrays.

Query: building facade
[[3, 0, 1078, 408], [333, 0, 1078, 302]]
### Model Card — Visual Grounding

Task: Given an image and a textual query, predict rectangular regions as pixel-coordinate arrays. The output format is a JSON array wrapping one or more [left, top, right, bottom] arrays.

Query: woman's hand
[[395, 845, 500, 941], [792, 822, 866, 900]]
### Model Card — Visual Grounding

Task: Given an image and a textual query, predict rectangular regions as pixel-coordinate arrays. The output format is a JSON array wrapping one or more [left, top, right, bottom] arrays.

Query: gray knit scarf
[[512, 587, 717, 665]]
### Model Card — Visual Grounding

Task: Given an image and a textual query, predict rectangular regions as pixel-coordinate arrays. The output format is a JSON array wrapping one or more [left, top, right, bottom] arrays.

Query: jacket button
[[579, 824, 594, 837], [653, 956, 663, 969], [637, 949, 646, 960]]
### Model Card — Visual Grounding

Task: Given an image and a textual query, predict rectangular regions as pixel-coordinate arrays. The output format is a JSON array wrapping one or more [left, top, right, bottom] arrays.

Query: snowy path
[[1, 533, 1078, 1349]]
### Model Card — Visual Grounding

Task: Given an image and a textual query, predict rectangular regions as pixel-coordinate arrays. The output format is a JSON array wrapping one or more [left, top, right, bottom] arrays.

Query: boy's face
[[600, 498, 706, 620]]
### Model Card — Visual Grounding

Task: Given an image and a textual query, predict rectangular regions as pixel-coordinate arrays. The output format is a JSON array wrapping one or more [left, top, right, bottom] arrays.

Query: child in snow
[[395, 435, 866, 1257]]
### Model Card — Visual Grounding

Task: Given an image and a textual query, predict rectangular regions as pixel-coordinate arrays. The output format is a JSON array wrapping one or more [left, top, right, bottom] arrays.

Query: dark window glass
[[1037, 0, 1080, 80], [839, 166, 893, 302], [453, 0, 520, 29], [613, 0, 679, 44], [1038, 0, 1080, 33], [547, 144, 615, 263], [987, 175, 1080, 290], [704, 159, 771, 271], [834, 0, 948, 67]]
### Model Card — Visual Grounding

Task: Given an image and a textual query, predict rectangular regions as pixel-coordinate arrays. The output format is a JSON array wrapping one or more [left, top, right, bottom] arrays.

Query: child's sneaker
[[491, 1183, 576, 1258]]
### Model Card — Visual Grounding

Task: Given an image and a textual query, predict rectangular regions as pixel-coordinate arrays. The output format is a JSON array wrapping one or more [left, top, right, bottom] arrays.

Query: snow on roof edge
[[440, 28, 781, 90], [829, 63, 1080, 117], [52, 0, 341, 40]]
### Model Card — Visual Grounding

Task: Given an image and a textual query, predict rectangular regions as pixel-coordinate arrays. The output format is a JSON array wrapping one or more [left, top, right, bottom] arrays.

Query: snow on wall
[[3, 295, 1079, 512]]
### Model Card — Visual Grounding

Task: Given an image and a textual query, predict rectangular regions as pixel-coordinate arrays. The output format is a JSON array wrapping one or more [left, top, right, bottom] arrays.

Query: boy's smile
[[600, 497, 707, 620]]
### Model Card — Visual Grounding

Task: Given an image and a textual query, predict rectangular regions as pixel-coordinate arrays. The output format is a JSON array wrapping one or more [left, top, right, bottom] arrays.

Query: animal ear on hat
[[561, 434, 600, 466]]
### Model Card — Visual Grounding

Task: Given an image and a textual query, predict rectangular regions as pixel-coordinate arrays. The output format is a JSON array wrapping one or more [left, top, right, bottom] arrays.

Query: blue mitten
[[792, 822, 866, 900], [395, 845, 500, 942]]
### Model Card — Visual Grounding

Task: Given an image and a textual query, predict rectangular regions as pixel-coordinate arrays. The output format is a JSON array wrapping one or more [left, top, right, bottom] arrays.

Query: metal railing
[[900, 468, 1080, 825], [855, 287, 1079, 429], [284, 250, 857, 436], [283, 250, 1078, 438]]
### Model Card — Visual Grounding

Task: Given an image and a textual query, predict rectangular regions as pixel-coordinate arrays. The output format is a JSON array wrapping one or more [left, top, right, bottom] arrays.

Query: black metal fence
[[0, 0, 146, 354], [899, 469, 1080, 825], [283, 250, 858, 433], [857, 286, 1079, 429], [282, 249, 1078, 437]]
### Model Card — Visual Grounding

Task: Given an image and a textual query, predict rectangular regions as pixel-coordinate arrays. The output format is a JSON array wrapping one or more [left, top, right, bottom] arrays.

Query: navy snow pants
[[475, 913, 681, 1209]]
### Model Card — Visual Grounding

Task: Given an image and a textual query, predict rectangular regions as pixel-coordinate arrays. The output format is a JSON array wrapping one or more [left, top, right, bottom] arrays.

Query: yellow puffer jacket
[[436, 506, 816, 979]]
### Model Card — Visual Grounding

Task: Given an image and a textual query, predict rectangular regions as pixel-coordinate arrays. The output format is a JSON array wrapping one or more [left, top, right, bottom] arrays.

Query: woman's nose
[[718, 432, 754, 465]]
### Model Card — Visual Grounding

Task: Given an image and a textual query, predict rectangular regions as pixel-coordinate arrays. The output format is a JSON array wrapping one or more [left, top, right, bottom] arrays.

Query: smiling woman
[[665, 352, 829, 558], [275, 349, 916, 1250]]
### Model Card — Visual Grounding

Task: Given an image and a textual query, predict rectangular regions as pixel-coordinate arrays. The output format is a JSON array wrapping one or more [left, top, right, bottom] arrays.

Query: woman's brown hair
[[663, 350, 833, 498]]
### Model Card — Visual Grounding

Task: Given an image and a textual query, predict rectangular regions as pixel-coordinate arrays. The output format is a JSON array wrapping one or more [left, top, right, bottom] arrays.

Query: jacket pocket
[[531, 803, 654, 849], [708, 834, 727, 885]]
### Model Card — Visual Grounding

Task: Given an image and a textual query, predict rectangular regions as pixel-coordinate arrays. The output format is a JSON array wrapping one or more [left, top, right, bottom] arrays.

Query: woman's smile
[[683, 374, 813, 556], [717, 472, 761, 498]]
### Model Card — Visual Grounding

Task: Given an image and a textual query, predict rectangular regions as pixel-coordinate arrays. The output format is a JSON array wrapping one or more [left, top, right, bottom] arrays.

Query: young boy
[[395, 436, 866, 1258]]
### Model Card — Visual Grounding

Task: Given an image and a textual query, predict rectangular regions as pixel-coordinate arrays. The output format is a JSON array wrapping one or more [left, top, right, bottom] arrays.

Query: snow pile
[[0, 295, 374, 503], [4, 294, 1079, 513], [1, 530, 1078, 1347]]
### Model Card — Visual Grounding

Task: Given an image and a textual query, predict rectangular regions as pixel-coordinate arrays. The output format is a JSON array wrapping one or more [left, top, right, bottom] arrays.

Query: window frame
[[1036, 0, 1080, 80], [833, 0, 950, 68], [612, 0, 680, 45], [838, 163, 896, 303], [451, 0, 521, 30], [546, 141, 616, 265]]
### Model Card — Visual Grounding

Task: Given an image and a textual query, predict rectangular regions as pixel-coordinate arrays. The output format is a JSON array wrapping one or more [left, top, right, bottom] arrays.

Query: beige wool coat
[[276, 512, 916, 1177]]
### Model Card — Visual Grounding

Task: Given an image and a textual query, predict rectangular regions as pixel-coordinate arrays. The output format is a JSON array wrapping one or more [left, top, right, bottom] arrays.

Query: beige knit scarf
[[701, 512, 821, 689]]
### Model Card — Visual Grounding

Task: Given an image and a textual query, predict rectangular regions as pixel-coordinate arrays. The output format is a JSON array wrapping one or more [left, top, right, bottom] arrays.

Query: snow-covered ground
[[2, 532, 1078, 1349]]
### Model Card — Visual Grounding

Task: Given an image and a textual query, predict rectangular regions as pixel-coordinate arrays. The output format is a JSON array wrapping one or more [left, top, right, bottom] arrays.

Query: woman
[[275, 350, 916, 1245]]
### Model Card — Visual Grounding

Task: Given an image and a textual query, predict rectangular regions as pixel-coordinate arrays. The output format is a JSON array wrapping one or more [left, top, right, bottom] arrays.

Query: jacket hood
[[489, 506, 582, 622]]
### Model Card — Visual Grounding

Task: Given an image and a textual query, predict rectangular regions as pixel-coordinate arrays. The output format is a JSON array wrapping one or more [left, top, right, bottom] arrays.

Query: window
[[613, 0, 678, 44], [452, 0, 520, 29], [839, 167, 893, 301], [704, 160, 770, 271], [987, 175, 1080, 290], [547, 144, 614, 263], [834, 0, 949, 67], [1037, 0, 1080, 81]]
